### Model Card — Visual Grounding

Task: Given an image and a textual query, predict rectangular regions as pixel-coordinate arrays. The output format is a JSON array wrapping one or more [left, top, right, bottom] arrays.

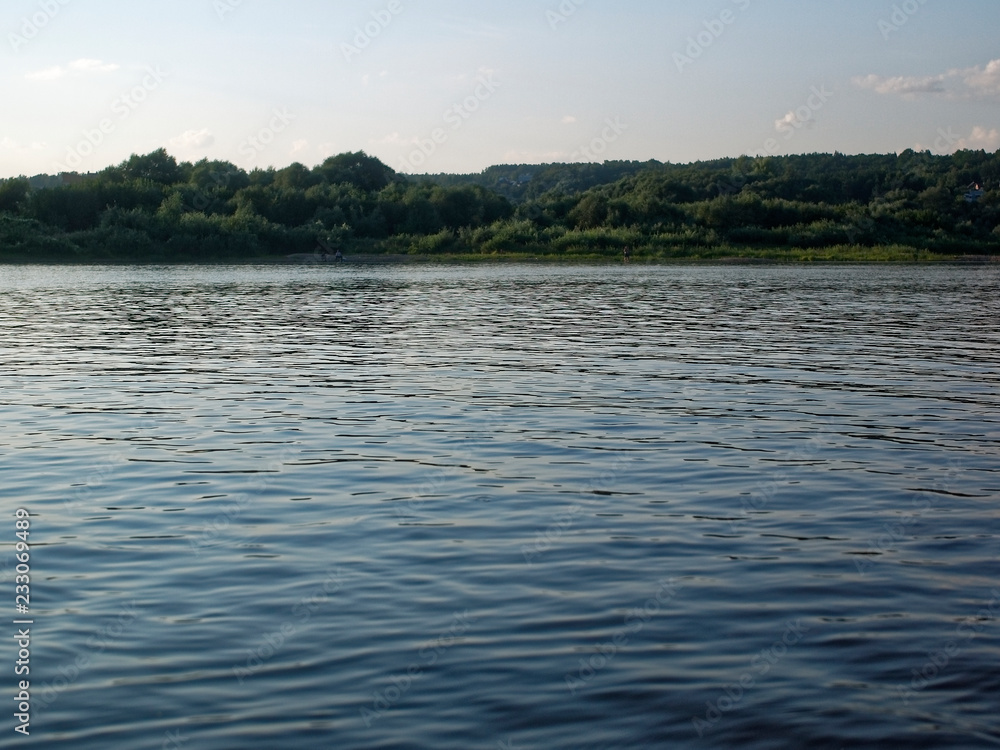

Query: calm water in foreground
[[1, 263, 998, 749]]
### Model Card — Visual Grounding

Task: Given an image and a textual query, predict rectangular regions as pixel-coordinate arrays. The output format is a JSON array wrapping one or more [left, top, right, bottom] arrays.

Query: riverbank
[[3, 149, 999, 267], [3, 244, 996, 265]]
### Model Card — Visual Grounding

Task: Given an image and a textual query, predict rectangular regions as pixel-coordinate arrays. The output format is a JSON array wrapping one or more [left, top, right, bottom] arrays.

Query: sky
[[1, 0, 999, 178]]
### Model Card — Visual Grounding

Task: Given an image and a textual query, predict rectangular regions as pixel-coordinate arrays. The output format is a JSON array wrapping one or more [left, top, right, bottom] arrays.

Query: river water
[[1, 263, 998, 749]]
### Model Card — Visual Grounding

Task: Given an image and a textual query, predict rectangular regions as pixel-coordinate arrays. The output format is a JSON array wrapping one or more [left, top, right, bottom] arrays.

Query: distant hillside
[[1, 148, 998, 262], [411, 161, 664, 202], [26, 172, 100, 190]]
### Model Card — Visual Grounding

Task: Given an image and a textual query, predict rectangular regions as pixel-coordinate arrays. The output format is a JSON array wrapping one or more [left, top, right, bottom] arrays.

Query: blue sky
[[1, 0, 998, 178]]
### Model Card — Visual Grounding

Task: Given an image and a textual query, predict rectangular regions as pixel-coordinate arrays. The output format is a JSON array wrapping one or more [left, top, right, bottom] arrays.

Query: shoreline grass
[[2, 244, 996, 265]]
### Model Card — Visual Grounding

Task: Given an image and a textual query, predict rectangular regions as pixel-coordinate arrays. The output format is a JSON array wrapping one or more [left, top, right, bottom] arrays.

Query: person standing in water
[[623, 245, 631, 263]]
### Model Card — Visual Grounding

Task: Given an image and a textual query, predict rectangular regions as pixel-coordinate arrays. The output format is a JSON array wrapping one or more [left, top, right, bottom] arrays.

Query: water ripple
[[1, 263, 998, 749]]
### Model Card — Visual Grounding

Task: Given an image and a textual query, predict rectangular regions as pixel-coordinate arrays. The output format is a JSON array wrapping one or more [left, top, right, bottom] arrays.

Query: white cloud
[[502, 149, 566, 163], [854, 59, 1000, 101], [561, 115, 577, 125], [26, 58, 120, 81], [957, 126, 1000, 151], [361, 70, 390, 87], [290, 139, 309, 156], [853, 73, 946, 97], [169, 129, 215, 150], [916, 125, 1000, 154], [963, 59, 1000, 99], [1, 137, 46, 152], [69, 58, 120, 74], [371, 132, 417, 146], [775, 111, 797, 130], [25, 66, 66, 81], [774, 110, 815, 132]]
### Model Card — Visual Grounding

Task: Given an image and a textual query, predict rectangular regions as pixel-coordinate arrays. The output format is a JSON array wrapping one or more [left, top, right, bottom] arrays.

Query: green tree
[[0, 178, 29, 214], [315, 151, 396, 191], [103, 149, 180, 185]]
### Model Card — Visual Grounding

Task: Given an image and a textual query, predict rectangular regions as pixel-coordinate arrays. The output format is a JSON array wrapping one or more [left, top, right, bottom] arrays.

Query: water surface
[[1, 263, 998, 749]]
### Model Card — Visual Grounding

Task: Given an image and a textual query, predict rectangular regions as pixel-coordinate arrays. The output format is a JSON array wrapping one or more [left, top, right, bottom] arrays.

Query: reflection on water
[[0, 263, 998, 749]]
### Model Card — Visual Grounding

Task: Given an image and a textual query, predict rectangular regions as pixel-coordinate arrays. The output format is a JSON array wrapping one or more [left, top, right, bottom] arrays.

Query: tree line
[[1, 147, 998, 262]]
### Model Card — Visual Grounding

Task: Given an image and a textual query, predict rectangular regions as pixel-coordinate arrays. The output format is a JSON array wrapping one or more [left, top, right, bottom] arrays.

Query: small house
[[964, 183, 985, 203]]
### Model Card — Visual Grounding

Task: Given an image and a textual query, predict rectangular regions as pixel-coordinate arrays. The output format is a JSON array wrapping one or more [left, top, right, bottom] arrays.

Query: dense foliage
[[1, 148, 998, 262]]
